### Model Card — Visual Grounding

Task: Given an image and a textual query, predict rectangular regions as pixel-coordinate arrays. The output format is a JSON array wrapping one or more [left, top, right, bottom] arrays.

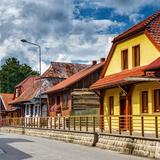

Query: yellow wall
[[104, 88, 121, 116], [103, 82, 160, 132], [132, 82, 160, 115], [132, 82, 160, 132], [105, 34, 160, 76], [103, 88, 121, 130]]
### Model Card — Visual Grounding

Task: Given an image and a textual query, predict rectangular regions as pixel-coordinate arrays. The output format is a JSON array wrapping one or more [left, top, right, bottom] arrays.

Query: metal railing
[[1, 115, 160, 139]]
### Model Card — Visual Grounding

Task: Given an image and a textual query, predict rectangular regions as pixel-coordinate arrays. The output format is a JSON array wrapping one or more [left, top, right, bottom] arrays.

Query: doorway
[[120, 96, 127, 130]]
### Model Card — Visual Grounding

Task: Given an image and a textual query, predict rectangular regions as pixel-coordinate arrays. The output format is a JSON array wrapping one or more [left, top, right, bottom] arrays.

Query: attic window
[[121, 49, 128, 70], [133, 45, 140, 67], [15, 88, 21, 98]]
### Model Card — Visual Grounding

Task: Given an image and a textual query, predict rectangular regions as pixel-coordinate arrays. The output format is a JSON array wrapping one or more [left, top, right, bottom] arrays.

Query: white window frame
[[25, 104, 31, 117]]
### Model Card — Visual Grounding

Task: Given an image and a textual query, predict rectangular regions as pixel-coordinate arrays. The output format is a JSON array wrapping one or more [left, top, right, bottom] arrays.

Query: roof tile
[[91, 57, 160, 90], [45, 62, 105, 94], [113, 10, 160, 48], [0, 93, 15, 111], [42, 62, 88, 78]]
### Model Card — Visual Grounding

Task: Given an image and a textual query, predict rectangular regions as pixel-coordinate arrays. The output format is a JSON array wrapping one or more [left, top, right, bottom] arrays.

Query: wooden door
[[120, 97, 127, 130]]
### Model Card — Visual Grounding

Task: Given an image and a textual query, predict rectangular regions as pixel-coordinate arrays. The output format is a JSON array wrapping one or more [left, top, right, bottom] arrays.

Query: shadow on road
[[0, 137, 33, 160]]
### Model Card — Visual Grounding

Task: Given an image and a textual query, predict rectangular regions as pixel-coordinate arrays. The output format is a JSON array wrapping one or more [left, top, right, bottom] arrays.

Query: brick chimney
[[92, 60, 97, 65], [100, 58, 105, 63]]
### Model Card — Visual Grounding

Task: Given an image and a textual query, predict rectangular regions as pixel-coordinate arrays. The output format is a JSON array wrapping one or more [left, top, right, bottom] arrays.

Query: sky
[[0, 0, 159, 73]]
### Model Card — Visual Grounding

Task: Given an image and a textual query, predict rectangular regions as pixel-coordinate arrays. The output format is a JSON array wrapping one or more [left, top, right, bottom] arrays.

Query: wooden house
[[10, 62, 87, 118], [45, 58, 105, 117], [0, 93, 20, 118], [90, 10, 160, 131]]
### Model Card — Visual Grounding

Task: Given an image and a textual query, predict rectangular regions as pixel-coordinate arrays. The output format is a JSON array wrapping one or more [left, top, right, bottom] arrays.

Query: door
[[120, 96, 127, 130]]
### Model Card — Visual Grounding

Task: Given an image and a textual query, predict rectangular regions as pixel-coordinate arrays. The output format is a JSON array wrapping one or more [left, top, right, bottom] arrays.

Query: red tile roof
[[42, 62, 88, 78], [143, 57, 160, 71], [91, 57, 160, 90], [90, 67, 145, 90], [101, 10, 160, 78], [11, 62, 87, 104], [10, 79, 41, 104], [113, 10, 160, 47], [15, 75, 38, 88], [45, 62, 105, 94], [0, 93, 15, 111]]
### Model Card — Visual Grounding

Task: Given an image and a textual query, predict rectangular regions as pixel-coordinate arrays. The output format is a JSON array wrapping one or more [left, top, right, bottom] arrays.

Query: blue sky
[[0, 0, 159, 73]]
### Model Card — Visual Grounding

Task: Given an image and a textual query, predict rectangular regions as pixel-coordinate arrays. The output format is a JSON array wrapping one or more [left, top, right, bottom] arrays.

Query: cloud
[[0, 0, 123, 73], [129, 13, 144, 23], [77, 0, 160, 15]]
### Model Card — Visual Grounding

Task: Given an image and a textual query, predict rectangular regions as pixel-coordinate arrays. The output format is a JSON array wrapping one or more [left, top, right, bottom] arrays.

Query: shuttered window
[[154, 89, 160, 112], [109, 96, 114, 115], [121, 49, 128, 70], [141, 91, 148, 113], [133, 45, 140, 67]]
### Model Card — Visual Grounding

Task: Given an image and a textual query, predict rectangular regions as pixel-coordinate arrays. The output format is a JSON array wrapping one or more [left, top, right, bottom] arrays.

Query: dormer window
[[121, 49, 128, 70], [133, 45, 140, 67], [15, 88, 21, 98]]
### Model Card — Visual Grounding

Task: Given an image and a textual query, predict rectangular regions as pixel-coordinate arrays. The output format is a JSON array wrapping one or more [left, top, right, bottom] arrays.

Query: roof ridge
[[51, 61, 88, 65], [144, 10, 160, 27], [113, 10, 160, 43]]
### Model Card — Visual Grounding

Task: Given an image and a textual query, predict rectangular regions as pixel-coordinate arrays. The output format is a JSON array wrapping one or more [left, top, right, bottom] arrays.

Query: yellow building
[[91, 10, 160, 134]]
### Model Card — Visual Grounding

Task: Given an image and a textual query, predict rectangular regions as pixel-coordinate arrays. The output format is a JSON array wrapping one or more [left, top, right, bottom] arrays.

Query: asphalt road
[[0, 133, 151, 160]]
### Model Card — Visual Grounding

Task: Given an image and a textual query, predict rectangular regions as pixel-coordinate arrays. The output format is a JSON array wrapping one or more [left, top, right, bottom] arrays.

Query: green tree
[[0, 57, 39, 93]]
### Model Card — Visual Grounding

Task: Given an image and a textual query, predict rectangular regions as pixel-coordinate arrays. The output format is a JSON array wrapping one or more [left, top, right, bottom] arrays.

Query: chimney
[[100, 58, 105, 63], [92, 60, 97, 65]]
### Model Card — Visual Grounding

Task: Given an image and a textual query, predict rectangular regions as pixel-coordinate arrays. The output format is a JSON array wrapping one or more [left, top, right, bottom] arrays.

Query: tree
[[0, 57, 39, 93]]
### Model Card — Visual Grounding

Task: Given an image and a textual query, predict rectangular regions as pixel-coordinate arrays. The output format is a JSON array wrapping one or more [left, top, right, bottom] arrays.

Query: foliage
[[0, 57, 39, 93]]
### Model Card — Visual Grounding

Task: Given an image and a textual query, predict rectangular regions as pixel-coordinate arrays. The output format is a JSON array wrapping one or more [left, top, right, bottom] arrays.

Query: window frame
[[141, 91, 148, 113], [153, 89, 160, 112], [62, 94, 68, 110], [26, 105, 30, 116], [121, 49, 128, 70], [132, 44, 140, 67]]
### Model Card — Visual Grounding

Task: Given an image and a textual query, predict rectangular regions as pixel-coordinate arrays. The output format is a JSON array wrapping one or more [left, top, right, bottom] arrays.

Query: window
[[109, 96, 114, 115], [121, 49, 128, 70], [62, 94, 68, 110], [154, 89, 160, 112], [42, 105, 48, 117], [35, 106, 38, 116], [26, 105, 30, 115], [141, 91, 148, 113], [133, 45, 140, 67], [15, 88, 21, 98]]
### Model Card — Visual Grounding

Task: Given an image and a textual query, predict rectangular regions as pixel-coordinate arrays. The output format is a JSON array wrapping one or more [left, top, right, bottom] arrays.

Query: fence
[[1, 114, 160, 139]]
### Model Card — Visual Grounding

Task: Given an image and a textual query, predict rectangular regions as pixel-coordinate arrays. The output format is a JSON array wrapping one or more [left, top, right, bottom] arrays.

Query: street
[[0, 133, 150, 160]]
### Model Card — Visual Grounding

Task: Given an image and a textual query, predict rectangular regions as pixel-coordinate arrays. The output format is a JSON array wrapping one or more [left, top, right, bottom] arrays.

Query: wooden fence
[[1, 115, 160, 139]]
